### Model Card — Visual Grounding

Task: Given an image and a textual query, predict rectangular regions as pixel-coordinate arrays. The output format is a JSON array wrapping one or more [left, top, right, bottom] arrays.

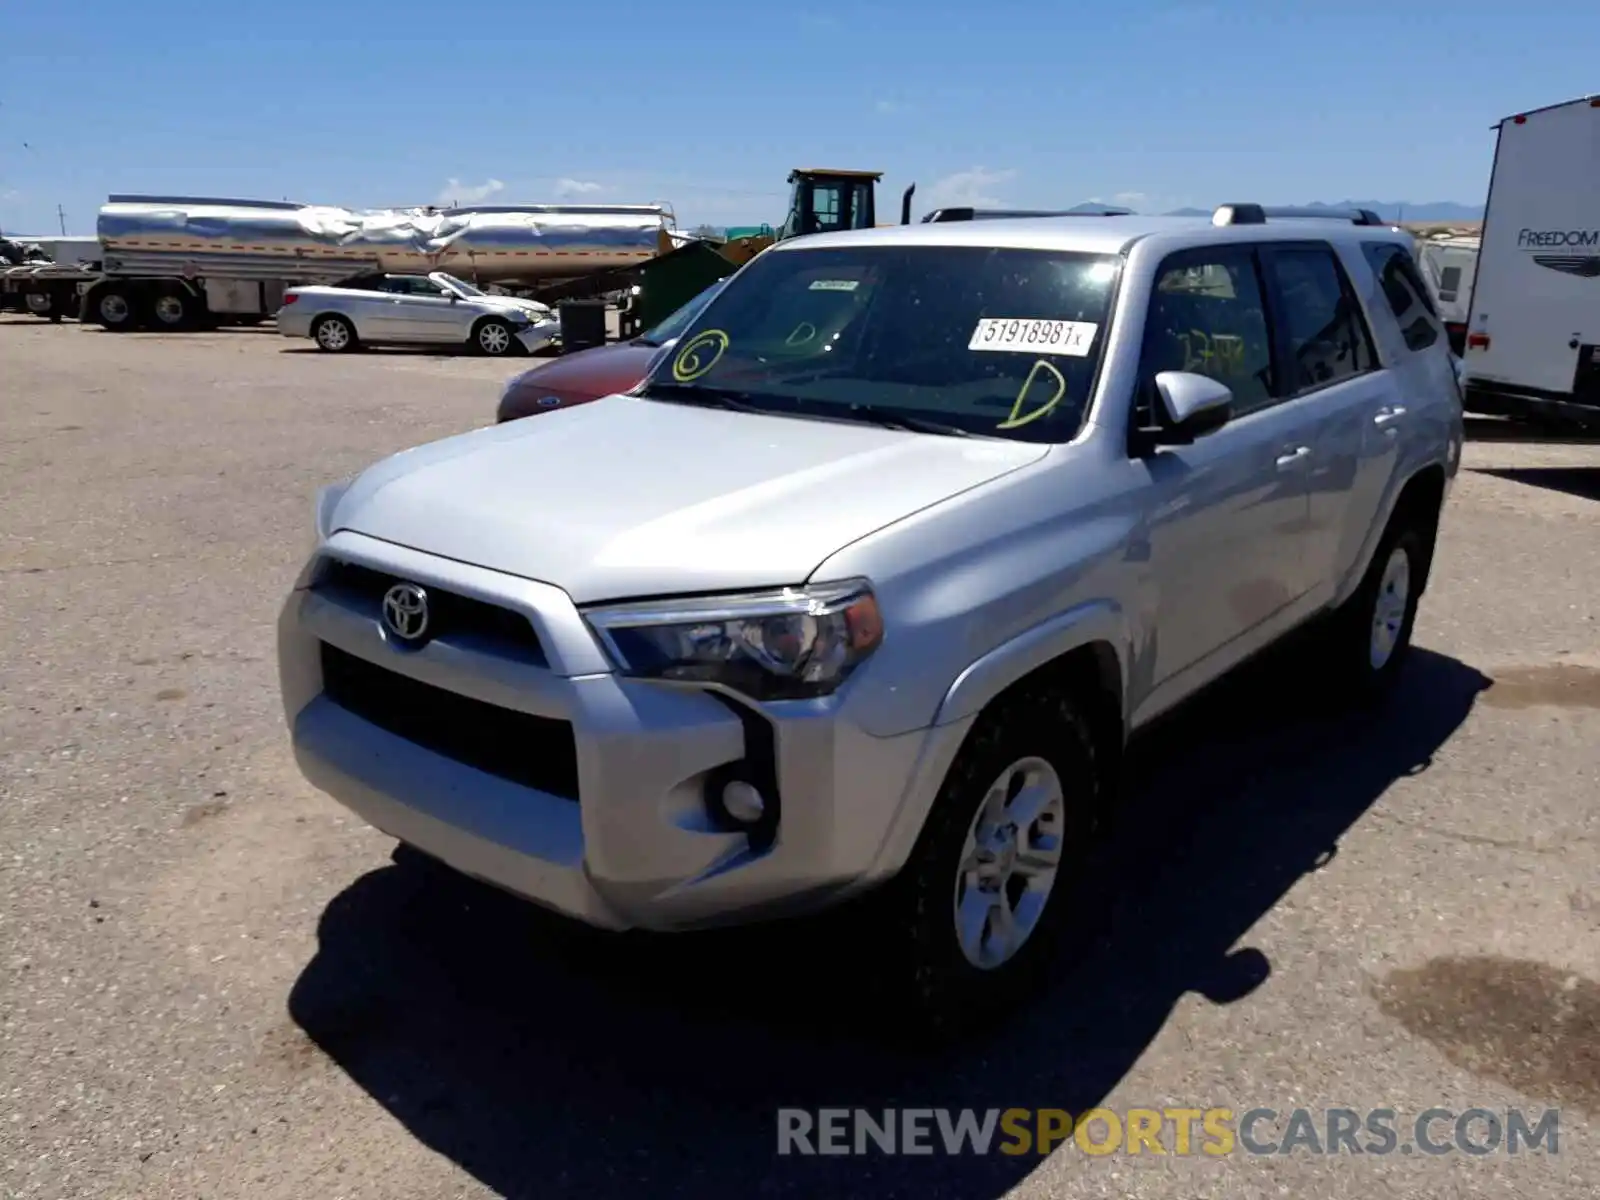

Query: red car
[[496, 279, 727, 422]]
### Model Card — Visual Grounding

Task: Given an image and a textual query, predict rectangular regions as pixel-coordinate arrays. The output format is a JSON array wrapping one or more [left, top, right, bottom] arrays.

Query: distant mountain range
[[1162, 201, 1484, 222]]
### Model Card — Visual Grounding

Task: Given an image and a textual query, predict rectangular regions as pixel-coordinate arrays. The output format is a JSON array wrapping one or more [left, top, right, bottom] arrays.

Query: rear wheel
[[473, 318, 518, 357], [313, 314, 358, 353], [1317, 518, 1429, 703], [91, 286, 139, 331], [149, 286, 196, 331]]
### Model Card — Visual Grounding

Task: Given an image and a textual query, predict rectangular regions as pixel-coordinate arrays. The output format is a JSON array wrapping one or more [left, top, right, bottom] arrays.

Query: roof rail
[[1212, 203, 1389, 227], [922, 205, 1133, 223]]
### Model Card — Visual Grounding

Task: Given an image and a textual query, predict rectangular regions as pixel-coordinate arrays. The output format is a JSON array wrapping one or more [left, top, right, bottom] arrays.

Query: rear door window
[[1261, 244, 1379, 393]]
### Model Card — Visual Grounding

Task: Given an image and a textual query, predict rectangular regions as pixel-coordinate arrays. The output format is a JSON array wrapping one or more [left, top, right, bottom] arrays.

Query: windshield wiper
[[637, 381, 768, 414], [844, 404, 973, 437]]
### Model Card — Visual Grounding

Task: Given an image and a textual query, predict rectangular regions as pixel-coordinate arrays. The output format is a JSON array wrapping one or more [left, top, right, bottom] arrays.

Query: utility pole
[[57, 204, 66, 235]]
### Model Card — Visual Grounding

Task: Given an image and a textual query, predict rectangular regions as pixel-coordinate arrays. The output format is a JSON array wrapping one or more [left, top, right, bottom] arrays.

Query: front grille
[[319, 642, 580, 801], [316, 558, 547, 666]]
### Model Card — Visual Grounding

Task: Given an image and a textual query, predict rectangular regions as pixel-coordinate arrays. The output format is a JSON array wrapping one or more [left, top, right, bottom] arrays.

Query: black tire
[[312, 314, 358, 353], [148, 286, 196, 331], [472, 317, 520, 357], [1317, 517, 1429, 704], [90, 286, 140, 331], [876, 686, 1104, 1040]]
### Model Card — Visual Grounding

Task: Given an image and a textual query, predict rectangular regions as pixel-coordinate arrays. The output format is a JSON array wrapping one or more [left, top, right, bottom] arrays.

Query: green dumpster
[[629, 239, 741, 331]]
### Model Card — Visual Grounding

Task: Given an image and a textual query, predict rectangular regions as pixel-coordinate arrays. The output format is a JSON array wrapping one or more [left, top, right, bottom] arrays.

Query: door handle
[[1373, 405, 1407, 426], [1275, 446, 1310, 469]]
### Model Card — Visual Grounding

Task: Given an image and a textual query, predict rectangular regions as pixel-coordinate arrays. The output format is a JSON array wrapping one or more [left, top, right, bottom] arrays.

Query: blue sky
[[2, 0, 1596, 235]]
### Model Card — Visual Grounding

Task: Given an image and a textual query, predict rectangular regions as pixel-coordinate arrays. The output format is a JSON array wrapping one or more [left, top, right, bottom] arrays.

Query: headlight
[[584, 580, 884, 701], [314, 478, 354, 543]]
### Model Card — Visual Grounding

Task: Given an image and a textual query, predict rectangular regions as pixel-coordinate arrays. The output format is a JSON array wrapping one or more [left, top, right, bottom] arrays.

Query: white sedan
[[277, 271, 559, 356]]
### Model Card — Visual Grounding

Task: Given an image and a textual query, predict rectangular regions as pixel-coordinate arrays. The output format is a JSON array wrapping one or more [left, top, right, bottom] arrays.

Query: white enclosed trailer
[[1414, 234, 1478, 353], [1462, 94, 1600, 430]]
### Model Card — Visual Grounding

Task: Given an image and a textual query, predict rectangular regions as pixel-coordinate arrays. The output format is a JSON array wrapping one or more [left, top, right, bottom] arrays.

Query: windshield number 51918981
[[969, 318, 1098, 357]]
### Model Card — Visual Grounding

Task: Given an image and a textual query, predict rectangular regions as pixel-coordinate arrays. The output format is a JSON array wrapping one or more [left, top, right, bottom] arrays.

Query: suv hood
[[328, 395, 1046, 603]]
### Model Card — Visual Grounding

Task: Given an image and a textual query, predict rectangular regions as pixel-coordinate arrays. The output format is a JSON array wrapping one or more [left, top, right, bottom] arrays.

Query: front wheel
[[473, 318, 519, 357], [313, 314, 358, 353], [877, 687, 1103, 1039]]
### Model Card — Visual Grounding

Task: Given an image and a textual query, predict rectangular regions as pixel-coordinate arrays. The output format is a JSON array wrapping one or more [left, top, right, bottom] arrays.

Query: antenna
[[57, 204, 66, 235]]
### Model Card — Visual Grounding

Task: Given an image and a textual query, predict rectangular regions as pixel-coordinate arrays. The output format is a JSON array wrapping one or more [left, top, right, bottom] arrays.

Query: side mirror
[[1139, 371, 1233, 449]]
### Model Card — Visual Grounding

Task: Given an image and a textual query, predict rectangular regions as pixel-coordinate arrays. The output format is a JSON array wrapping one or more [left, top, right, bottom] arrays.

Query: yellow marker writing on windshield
[[997, 358, 1067, 430], [671, 329, 730, 382]]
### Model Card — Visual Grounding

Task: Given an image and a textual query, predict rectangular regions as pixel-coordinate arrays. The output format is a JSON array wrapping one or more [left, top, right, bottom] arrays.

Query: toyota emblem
[[381, 582, 431, 644]]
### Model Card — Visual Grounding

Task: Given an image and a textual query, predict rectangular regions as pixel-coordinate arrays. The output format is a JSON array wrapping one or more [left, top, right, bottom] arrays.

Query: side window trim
[[1258, 239, 1382, 400]]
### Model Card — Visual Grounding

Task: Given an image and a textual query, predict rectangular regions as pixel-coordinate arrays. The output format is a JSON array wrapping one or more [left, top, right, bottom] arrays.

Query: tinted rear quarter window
[[1361, 243, 1442, 352], [1262, 245, 1378, 392]]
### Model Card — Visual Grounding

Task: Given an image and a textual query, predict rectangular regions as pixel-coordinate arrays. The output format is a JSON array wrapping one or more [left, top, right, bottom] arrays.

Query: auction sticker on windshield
[[969, 319, 1098, 356], [809, 279, 860, 292]]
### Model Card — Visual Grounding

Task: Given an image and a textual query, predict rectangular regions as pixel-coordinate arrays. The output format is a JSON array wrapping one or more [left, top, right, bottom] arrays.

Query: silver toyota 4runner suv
[[279, 204, 1463, 1029]]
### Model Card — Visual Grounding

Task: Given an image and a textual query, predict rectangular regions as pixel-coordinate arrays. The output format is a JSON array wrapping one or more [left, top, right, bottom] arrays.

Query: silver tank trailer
[[96, 195, 674, 286]]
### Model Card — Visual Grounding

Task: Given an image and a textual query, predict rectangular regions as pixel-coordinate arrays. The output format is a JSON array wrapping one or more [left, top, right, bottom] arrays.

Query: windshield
[[636, 279, 727, 346], [638, 244, 1120, 442], [434, 273, 484, 298]]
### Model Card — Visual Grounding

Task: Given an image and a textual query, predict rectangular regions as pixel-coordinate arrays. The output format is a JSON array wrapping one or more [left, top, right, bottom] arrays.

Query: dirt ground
[[1, 316, 1597, 1200]]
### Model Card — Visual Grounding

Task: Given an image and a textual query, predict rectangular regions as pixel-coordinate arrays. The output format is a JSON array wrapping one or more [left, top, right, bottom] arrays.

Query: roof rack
[[923, 205, 1133, 223], [1211, 203, 1388, 227]]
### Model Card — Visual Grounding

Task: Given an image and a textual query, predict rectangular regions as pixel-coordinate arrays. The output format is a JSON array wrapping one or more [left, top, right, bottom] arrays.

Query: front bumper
[[279, 531, 968, 931], [515, 318, 559, 354]]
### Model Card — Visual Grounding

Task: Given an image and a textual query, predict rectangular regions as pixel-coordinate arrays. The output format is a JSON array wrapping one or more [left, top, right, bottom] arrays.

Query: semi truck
[[0, 236, 102, 320], [1461, 94, 1600, 431], [11, 194, 678, 333]]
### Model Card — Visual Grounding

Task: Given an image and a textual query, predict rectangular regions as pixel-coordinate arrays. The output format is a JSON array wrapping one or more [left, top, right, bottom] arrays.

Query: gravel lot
[[2, 316, 1596, 1200]]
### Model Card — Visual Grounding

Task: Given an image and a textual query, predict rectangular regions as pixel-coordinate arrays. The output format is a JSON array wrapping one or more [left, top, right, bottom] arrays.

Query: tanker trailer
[[81, 194, 675, 332]]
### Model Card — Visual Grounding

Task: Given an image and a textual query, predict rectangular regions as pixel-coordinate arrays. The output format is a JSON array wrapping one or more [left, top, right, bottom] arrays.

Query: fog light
[[721, 780, 766, 825]]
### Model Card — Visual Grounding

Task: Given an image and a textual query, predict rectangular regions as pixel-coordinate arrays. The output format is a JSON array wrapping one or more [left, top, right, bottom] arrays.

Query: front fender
[[932, 597, 1130, 728]]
